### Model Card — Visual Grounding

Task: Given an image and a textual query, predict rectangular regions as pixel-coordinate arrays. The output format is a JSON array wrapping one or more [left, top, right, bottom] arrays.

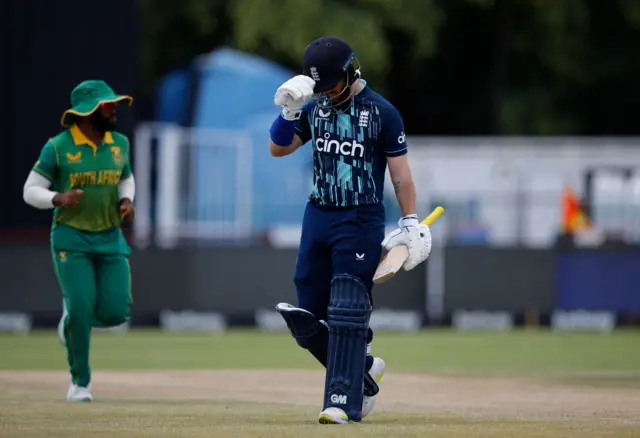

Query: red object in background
[[562, 187, 590, 234]]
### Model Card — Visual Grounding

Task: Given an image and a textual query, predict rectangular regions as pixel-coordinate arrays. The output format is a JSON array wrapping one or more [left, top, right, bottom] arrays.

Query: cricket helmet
[[302, 36, 361, 108]]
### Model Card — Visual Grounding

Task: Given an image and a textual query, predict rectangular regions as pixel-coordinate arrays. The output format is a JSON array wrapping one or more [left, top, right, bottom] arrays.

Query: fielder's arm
[[119, 137, 136, 202], [387, 154, 417, 217], [118, 174, 136, 202], [23, 171, 57, 209], [25, 140, 60, 208]]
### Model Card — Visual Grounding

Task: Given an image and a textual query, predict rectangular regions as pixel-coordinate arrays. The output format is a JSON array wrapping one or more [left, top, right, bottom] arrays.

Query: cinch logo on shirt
[[315, 133, 365, 158]]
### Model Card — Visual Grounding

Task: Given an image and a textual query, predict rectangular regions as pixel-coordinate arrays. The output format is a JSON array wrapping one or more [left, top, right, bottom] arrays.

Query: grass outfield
[[1, 328, 639, 374], [0, 329, 639, 437]]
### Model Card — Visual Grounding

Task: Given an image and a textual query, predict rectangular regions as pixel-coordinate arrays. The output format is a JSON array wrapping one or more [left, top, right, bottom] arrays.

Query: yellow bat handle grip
[[421, 206, 445, 226]]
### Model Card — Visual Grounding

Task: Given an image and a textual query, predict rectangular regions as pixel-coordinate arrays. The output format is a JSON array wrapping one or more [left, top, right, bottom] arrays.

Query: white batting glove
[[381, 214, 419, 250], [381, 215, 432, 271], [274, 75, 315, 120], [403, 223, 432, 271]]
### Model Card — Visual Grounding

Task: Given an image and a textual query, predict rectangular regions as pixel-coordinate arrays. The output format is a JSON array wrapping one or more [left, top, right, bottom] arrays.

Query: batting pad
[[324, 274, 372, 422]]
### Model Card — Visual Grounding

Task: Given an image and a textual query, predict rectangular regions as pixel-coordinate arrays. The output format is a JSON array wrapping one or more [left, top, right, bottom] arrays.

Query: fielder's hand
[[120, 198, 135, 222], [52, 189, 83, 208], [381, 214, 432, 271], [274, 75, 315, 120]]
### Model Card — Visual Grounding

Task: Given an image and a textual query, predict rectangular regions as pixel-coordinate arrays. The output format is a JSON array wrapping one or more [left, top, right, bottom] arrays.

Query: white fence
[[404, 137, 640, 247], [133, 123, 253, 248], [133, 123, 640, 248]]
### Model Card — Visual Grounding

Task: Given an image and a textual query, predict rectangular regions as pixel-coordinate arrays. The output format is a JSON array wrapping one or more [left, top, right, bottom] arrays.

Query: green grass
[[0, 328, 639, 375]]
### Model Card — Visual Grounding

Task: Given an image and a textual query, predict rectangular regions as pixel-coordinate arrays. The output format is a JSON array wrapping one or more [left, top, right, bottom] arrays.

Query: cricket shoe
[[361, 356, 386, 418], [318, 407, 351, 424], [57, 300, 68, 346], [67, 383, 92, 402]]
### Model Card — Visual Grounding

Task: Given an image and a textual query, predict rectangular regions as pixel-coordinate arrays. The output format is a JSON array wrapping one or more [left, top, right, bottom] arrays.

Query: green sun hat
[[60, 80, 133, 128]]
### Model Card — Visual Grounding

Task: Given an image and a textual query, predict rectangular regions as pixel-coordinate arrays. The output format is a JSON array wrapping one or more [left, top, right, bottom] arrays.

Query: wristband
[[270, 113, 297, 146]]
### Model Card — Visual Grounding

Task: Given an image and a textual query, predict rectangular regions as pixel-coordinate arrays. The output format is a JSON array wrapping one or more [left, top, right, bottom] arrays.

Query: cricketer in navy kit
[[268, 36, 432, 424]]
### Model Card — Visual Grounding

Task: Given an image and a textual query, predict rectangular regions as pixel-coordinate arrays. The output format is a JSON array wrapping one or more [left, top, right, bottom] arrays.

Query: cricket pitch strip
[[0, 370, 638, 437]]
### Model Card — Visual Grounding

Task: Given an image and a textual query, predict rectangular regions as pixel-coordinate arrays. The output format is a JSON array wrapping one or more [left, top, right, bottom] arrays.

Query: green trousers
[[52, 250, 132, 387]]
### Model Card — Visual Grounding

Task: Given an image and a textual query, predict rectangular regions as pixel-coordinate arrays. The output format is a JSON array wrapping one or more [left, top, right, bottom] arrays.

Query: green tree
[[139, 0, 233, 93], [498, 0, 592, 134], [231, 0, 444, 93], [140, 0, 640, 135]]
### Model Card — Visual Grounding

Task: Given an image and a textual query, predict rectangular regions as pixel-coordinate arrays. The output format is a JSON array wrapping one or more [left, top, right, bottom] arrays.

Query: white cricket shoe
[[67, 383, 92, 402], [362, 356, 386, 418], [57, 300, 68, 346], [318, 407, 351, 424]]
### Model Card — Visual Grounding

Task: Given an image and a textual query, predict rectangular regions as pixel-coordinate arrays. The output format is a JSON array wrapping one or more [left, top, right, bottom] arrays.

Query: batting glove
[[403, 223, 432, 271], [381, 215, 432, 271], [274, 75, 315, 120], [381, 214, 419, 250]]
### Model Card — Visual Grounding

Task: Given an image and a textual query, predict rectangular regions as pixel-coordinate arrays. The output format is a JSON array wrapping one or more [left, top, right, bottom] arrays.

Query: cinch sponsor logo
[[315, 133, 364, 158], [398, 131, 406, 144]]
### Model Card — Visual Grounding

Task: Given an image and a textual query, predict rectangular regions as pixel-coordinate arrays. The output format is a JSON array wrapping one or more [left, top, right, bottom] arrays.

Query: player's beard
[[315, 87, 353, 114], [90, 110, 117, 133], [330, 68, 359, 112], [330, 87, 354, 113]]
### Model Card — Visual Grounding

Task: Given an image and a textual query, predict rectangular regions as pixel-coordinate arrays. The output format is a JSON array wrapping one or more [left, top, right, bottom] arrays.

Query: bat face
[[373, 245, 409, 284]]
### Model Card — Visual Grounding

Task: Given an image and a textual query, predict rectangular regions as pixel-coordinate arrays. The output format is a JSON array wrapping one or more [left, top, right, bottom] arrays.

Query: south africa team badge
[[111, 146, 121, 164]]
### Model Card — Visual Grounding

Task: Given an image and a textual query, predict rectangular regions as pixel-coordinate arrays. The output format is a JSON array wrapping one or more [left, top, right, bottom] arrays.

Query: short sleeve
[[380, 105, 408, 157], [294, 102, 314, 145], [32, 140, 59, 182], [121, 137, 132, 179]]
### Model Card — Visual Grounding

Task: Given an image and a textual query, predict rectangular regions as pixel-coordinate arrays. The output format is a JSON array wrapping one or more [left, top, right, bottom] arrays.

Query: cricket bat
[[372, 206, 445, 284]]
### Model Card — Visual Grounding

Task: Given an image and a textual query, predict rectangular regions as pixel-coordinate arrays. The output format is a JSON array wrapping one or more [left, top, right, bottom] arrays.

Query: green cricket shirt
[[33, 124, 132, 255]]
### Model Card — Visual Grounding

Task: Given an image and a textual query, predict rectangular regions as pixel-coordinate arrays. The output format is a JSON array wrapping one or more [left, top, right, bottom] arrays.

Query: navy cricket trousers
[[294, 201, 385, 342]]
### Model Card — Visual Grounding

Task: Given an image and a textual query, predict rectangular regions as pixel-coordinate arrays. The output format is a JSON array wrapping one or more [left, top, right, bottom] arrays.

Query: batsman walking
[[269, 36, 432, 424], [23, 80, 136, 402]]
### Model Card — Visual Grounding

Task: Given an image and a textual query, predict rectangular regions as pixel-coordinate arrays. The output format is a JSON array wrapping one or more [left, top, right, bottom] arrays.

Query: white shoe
[[57, 301, 68, 346], [318, 407, 351, 424], [362, 357, 386, 418], [66, 383, 92, 402]]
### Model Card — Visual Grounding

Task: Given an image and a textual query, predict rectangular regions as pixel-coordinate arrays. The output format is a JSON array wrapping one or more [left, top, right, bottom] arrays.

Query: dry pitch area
[[1, 370, 639, 437], [1, 330, 639, 437]]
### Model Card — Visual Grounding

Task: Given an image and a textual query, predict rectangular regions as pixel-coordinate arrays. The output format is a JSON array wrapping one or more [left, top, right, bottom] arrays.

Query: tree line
[[141, 0, 640, 135]]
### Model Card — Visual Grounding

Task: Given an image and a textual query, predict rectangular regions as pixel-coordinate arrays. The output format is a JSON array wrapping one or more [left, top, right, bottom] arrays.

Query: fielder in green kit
[[22, 80, 136, 402]]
